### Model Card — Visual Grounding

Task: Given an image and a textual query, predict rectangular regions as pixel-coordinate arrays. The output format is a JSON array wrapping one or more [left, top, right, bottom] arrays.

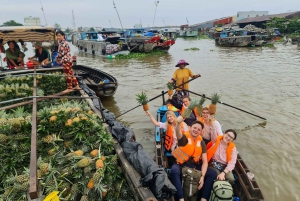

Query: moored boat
[[153, 98, 265, 201], [0, 65, 118, 97]]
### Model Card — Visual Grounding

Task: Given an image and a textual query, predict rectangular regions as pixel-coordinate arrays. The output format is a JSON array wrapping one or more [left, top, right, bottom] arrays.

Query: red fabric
[[62, 62, 78, 89]]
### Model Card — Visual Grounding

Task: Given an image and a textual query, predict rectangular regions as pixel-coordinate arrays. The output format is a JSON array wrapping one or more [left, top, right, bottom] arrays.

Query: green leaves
[[135, 91, 148, 105]]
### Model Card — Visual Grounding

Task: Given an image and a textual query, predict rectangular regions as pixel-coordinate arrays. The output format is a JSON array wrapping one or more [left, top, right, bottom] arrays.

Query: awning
[[0, 26, 55, 44]]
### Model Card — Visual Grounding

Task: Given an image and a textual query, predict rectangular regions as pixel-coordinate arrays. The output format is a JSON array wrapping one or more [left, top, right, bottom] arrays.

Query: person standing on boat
[[206, 129, 237, 184], [168, 95, 199, 127], [199, 107, 223, 144], [169, 59, 200, 104], [56, 30, 81, 91], [171, 119, 217, 201], [145, 110, 188, 151]]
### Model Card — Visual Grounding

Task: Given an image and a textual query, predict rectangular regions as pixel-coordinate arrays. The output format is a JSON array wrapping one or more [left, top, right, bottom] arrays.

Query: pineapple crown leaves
[[188, 98, 200, 110], [11, 107, 29, 118], [211, 93, 220, 105], [166, 82, 174, 90], [135, 91, 148, 105], [199, 97, 206, 106]]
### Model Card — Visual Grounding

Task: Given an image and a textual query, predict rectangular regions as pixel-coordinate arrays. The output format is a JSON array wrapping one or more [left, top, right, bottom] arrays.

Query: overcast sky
[[1, 0, 299, 28]]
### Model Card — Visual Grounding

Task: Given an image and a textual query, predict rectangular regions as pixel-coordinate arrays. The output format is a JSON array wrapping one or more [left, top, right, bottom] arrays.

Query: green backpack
[[210, 180, 233, 201], [182, 167, 202, 201]]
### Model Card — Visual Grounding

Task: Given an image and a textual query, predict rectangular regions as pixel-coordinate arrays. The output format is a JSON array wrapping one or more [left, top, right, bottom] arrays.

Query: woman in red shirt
[[56, 30, 80, 91]]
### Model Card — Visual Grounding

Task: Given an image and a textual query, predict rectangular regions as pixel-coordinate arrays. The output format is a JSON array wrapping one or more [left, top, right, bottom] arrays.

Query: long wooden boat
[[154, 103, 265, 201], [0, 65, 118, 97]]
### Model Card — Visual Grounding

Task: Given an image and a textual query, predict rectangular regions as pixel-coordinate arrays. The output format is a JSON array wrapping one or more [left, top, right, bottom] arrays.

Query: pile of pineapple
[[0, 74, 134, 201]]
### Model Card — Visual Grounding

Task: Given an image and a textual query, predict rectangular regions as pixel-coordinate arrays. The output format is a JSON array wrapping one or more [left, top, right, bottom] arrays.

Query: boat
[[0, 65, 118, 97], [153, 98, 265, 201], [179, 24, 198, 37], [73, 65, 118, 97]]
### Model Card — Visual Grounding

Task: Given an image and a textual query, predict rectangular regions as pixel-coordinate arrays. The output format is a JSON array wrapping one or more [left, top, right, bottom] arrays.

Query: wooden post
[[29, 67, 38, 198]]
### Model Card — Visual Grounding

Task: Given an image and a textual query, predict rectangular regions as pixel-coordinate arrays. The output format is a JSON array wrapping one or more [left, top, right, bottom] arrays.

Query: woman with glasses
[[206, 129, 237, 184], [199, 107, 223, 144]]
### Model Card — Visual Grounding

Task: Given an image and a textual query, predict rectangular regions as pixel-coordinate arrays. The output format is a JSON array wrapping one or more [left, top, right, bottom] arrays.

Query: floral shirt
[[57, 40, 72, 63]]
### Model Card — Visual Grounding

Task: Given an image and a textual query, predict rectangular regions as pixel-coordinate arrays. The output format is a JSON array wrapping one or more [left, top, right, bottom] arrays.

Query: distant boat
[[179, 24, 198, 37]]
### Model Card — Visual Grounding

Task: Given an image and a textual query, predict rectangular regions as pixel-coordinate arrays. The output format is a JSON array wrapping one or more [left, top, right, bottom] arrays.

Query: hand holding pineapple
[[181, 98, 199, 119]]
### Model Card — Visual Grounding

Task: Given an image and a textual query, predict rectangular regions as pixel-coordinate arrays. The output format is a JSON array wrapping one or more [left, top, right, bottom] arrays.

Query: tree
[[78, 26, 83, 32], [286, 17, 300, 33], [1, 20, 23, 26], [65, 27, 72, 33], [265, 17, 287, 33], [54, 23, 61, 30], [89, 27, 95, 32]]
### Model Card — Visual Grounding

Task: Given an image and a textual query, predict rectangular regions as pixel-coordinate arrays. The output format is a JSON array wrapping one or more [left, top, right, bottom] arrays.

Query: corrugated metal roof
[[0, 26, 55, 43], [101, 28, 121, 33], [236, 11, 300, 24]]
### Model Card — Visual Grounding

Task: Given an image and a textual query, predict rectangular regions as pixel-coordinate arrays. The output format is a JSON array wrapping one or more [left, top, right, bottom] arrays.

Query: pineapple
[[83, 165, 93, 176], [87, 178, 94, 189], [19, 143, 29, 151], [2, 187, 14, 200], [65, 119, 73, 126], [16, 174, 30, 183], [92, 171, 102, 184], [90, 149, 99, 158], [42, 135, 54, 143], [182, 98, 199, 119], [0, 134, 9, 143], [64, 140, 72, 148], [37, 170, 42, 178], [111, 155, 118, 166], [49, 116, 57, 122], [208, 93, 220, 116], [70, 183, 79, 199], [74, 150, 84, 156], [76, 157, 92, 168], [61, 167, 73, 176], [80, 195, 89, 201], [48, 146, 59, 156], [88, 110, 94, 115], [196, 97, 206, 115], [39, 162, 50, 174], [95, 159, 104, 170], [101, 156, 106, 161], [58, 182, 70, 191], [73, 117, 80, 123], [20, 181, 29, 191], [13, 134, 28, 140]]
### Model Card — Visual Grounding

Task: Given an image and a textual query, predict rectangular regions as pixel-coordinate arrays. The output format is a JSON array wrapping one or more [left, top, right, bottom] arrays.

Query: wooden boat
[[0, 65, 118, 97], [154, 103, 265, 201], [73, 65, 118, 97]]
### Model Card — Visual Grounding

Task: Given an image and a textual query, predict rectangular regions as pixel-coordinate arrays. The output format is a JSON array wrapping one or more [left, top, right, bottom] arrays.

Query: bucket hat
[[175, 59, 189, 67]]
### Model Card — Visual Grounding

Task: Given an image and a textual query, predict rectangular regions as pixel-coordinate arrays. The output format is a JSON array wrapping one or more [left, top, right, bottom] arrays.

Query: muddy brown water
[[47, 39, 300, 200]]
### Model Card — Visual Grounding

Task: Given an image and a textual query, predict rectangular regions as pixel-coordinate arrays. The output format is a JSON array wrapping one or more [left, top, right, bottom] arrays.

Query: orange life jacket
[[206, 136, 235, 163], [164, 122, 186, 151], [172, 131, 203, 164], [167, 104, 180, 112], [180, 106, 198, 118]]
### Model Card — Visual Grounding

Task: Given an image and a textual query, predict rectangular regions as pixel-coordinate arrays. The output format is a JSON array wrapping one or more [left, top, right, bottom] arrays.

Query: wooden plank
[[29, 67, 38, 199], [0, 90, 76, 111]]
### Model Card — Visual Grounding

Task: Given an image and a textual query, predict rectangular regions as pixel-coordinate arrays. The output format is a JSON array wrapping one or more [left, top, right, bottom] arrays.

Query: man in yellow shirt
[[170, 59, 200, 103]]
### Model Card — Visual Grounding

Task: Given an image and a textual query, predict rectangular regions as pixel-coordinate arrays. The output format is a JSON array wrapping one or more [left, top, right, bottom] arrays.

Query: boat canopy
[[0, 26, 55, 44]]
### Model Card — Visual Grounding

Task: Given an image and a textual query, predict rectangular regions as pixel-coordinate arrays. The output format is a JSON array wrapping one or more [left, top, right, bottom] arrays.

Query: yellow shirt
[[172, 68, 194, 90]]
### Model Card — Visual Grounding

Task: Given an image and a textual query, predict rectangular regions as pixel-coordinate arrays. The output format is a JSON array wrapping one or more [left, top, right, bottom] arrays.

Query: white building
[[237, 11, 269, 20], [24, 16, 41, 26]]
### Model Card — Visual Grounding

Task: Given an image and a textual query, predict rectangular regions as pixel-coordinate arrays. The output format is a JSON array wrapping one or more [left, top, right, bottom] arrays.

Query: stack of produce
[[0, 73, 134, 201]]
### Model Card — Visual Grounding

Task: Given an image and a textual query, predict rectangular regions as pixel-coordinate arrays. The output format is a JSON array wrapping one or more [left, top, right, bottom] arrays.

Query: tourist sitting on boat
[[5, 41, 25, 69], [145, 110, 188, 151], [168, 95, 199, 127], [169, 59, 200, 104], [28, 42, 51, 67], [171, 119, 217, 201], [206, 129, 237, 184], [199, 107, 223, 144]]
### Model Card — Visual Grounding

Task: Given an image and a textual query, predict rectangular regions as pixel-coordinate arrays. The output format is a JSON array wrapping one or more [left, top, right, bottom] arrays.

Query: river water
[[72, 38, 299, 201]]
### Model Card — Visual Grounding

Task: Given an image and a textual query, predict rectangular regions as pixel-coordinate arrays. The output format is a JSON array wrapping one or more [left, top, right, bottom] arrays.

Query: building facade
[[213, 17, 233, 27], [24, 16, 41, 26], [237, 11, 269, 20]]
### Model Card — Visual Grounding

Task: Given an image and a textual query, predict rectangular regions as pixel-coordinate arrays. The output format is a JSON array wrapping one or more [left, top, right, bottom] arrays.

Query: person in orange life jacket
[[168, 59, 200, 104], [145, 111, 188, 151], [199, 107, 223, 145], [206, 129, 237, 184], [170, 118, 217, 201], [168, 95, 199, 127]]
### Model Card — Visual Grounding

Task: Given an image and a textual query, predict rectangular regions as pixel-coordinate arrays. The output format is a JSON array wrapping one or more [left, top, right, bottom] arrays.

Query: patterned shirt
[[57, 40, 72, 63]]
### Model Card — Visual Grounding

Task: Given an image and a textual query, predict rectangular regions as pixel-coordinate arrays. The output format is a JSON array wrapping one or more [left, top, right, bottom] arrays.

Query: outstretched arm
[[145, 111, 160, 127]]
